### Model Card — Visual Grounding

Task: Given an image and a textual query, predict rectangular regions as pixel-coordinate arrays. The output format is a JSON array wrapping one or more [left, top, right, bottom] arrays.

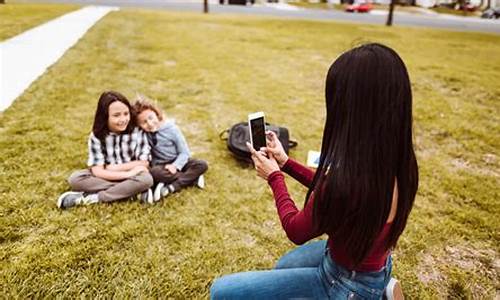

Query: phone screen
[[250, 117, 266, 151]]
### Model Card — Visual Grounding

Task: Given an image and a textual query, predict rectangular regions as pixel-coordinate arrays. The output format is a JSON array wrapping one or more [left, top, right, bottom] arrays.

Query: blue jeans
[[210, 240, 392, 299]]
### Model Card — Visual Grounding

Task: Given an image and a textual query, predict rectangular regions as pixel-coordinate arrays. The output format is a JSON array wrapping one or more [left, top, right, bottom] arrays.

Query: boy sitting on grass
[[133, 97, 208, 202]]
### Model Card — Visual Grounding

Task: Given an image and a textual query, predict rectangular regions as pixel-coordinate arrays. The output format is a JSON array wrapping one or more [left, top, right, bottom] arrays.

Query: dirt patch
[[164, 60, 176, 67], [444, 246, 497, 273], [417, 245, 499, 298], [482, 153, 497, 165], [416, 254, 445, 284], [262, 220, 279, 235], [447, 153, 499, 178], [241, 233, 256, 247], [451, 158, 471, 171]]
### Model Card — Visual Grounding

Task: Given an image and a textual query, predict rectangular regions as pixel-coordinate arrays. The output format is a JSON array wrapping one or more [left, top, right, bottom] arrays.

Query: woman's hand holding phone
[[246, 142, 280, 181], [265, 131, 288, 168]]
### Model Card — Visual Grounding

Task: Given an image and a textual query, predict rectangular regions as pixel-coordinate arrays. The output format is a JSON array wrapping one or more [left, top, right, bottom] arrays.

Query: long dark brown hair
[[92, 91, 134, 140], [307, 43, 419, 267]]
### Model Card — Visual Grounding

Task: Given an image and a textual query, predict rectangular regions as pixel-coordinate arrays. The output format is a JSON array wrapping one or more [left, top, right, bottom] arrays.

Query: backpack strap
[[219, 129, 229, 140]]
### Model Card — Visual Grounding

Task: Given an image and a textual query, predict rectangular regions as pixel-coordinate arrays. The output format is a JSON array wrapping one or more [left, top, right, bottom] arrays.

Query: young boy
[[133, 98, 208, 202]]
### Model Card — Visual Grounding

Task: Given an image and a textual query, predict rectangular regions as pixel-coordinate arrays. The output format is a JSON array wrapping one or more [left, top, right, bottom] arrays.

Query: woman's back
[[308, 43, 419, 269], [330, 182, 399, 271]]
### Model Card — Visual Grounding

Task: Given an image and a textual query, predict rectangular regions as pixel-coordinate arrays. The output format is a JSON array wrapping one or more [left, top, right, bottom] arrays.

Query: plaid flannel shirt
[[87, 127, 150, 167]]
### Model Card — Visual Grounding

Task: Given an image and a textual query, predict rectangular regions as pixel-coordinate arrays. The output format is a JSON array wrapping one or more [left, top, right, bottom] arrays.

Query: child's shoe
[[138, 189, 154, 204], [196, 175, 205, 189], [167, 184, 178, 193], [57, 192, 98, 209], [154, 183, 170, 202]]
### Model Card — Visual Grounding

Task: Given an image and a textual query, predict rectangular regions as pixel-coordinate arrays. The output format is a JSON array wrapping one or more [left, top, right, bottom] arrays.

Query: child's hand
[[165, 164, 177, 174], [266, 131, 288, 168]]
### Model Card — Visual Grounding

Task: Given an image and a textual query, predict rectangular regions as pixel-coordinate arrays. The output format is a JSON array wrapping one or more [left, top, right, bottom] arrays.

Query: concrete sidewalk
[[0, 6, 119, 112]]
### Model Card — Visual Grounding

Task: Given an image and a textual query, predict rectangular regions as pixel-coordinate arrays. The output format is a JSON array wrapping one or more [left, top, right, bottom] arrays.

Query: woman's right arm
[[266, 131, 315, 188], [281, 159, 315, 188]]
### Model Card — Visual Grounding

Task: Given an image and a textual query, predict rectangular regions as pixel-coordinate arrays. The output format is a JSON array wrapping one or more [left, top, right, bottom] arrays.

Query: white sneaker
[[139, 189, 154, 204], [57, 192, 98, 209], [57, 192, 84, 209], [196, 175, 205, 189], [154, 183, 170, 202], [385, 278, 404, 300]]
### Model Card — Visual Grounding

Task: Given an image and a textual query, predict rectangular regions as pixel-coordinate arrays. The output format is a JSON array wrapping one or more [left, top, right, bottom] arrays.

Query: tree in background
[[204, 0, 209, 13], [386, 0, 395, 25]]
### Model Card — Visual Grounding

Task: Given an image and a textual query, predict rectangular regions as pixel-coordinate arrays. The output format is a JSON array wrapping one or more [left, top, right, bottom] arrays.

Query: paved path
[[24, 0, 500, 34], [0, 6, 118, 111]]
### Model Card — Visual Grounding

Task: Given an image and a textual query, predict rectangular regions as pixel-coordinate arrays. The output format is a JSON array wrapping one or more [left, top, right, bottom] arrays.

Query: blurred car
[[460, 1, 477, 11], [345, 1, 373, 13], [481, 7, 500, 18], [219, 0, 255, 4]]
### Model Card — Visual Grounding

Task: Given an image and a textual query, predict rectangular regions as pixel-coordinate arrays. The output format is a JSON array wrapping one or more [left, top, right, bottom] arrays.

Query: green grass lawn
[[0, 2, 80, 41], [0, 8, 499, 298]]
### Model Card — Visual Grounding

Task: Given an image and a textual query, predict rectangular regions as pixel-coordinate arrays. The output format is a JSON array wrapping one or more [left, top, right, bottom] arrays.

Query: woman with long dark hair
[[211, 43, 418, 299]]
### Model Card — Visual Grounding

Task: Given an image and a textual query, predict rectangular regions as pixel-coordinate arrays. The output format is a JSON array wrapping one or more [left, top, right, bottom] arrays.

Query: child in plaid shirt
[[57, 91, 154, 209]]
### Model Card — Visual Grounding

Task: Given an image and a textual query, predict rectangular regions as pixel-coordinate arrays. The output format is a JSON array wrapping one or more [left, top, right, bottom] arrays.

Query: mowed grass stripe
[[0, 2, 81, 41]]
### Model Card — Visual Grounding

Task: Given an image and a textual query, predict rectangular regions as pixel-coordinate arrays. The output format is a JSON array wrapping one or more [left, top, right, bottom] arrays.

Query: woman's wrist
[[267, 170, 283, 184], [278, 155, 289, 168]]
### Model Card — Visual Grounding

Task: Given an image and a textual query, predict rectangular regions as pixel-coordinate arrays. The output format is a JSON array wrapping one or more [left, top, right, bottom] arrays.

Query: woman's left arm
[[268, 171, 320, 245]]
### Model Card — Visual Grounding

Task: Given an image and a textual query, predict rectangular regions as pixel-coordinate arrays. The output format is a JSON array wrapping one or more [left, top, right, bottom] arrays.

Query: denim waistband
[[320, 247, 392, 295]]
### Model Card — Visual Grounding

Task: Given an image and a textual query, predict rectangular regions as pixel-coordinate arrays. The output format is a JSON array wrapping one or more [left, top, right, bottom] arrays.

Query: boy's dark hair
[[92, 91, 134, 140], [307, 43, 419, 267]]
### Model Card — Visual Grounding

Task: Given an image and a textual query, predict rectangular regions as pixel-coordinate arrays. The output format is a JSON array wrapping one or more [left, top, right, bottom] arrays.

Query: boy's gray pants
[[68, 169, 153, 203]]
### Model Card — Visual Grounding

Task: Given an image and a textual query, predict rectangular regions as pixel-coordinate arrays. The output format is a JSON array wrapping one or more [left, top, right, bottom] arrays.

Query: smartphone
[[248, 111, 266, 151]]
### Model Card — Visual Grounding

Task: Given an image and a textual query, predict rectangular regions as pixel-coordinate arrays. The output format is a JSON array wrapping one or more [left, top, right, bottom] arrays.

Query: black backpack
[[220, 122, 297, 163]]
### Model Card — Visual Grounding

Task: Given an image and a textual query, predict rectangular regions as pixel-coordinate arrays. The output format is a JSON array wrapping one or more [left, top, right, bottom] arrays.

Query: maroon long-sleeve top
[[267, 158, 391, 272]]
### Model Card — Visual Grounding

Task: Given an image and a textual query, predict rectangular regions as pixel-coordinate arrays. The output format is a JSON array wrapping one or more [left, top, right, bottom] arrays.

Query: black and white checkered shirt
[[87, 127, 150, 167]]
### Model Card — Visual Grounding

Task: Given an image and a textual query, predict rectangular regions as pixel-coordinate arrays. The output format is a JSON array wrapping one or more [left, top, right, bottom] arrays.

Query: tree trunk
[[458, 0, 466, 15], [204, 0, 209, 13], [0, 0, 5, 4], [386, 0, 395, 26]]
